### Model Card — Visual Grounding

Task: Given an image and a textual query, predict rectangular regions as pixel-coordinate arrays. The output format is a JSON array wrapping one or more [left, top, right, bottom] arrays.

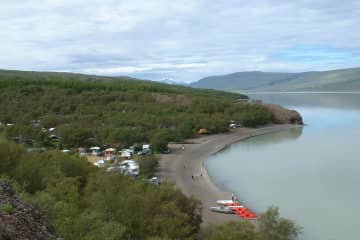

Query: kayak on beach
[[209, 206, 234, 214], [216, 200, 240, 205], [212, 199, 257, 219]]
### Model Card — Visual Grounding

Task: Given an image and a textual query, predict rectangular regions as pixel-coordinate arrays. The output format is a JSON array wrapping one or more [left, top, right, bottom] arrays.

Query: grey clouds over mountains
[[1, 0, 360, 82]]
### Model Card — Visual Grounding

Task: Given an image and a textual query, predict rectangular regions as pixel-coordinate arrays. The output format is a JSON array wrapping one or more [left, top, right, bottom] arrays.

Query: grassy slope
[[191, 71, 295, 91], [191, 67, 360, 91], [0, 69, 245, 98]]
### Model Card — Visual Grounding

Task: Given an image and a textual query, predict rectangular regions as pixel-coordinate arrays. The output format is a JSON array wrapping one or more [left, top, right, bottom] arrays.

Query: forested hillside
[[191, 67, 360, 92], [0, 138, 301, 240], [0, 70, 302, 239], [0, 69, 276, 151]]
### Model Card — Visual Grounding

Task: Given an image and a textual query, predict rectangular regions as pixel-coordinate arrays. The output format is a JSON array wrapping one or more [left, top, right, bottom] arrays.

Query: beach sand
[[157, 124, 296, 227]]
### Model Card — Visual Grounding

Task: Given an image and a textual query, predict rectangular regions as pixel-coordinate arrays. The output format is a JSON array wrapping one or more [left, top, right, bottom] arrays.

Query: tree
[[0, 137, 24, 177], [204, 207, 302, 240], [204, 221, 256, 240], [59, 125, 93, 147], [136, 155, 159, 177], [150, 130, 179, 152], [85, 173, 202, 239], [257, 206, 302, 240]]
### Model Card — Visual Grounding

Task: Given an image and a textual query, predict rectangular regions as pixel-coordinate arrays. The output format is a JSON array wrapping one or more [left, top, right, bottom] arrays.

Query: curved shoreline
[[157, 124, 299, 227]]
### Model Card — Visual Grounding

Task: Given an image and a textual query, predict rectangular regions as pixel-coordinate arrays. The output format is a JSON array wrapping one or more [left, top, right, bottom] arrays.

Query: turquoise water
[[206, 93, 360, 240]]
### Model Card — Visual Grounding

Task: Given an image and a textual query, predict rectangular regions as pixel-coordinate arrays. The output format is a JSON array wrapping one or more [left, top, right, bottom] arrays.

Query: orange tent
[[198, 128, 208, 134]]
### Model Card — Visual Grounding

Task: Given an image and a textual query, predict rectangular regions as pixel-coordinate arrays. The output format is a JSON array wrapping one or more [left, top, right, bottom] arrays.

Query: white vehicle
[[137, 148, 152, 155], [119, 149, 133, 158], [94, 159, 105, 168], [150, 176, 160, 185], [90, 146, 101, 156], [120, 160, 139, 176], [128, 165, 139, 176], [229, 123, 241, 129]]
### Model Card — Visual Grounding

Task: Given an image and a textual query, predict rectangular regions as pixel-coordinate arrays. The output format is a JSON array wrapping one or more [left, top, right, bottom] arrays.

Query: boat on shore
[[216, 200, 244, 208], [212, 199, 257, 219], [216, 200, 240, 205], [209, 206, 234, 214]]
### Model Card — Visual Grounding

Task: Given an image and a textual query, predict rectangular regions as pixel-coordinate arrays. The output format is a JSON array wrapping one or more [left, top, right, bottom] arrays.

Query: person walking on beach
[[181, 145, 185, 151]]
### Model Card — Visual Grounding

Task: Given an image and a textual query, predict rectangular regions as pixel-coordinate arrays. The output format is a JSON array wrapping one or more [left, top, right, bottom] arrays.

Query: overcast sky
[[1, 0, 360, 83]]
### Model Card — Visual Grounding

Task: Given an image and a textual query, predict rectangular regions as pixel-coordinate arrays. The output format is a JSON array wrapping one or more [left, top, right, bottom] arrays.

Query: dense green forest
[[0, 70, 276, 151], [0, 70, 301, 239], [0, 138, 301, 239], [0, 138, 202, 239]]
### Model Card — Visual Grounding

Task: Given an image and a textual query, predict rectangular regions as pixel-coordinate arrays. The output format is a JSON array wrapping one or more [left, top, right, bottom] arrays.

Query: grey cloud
[[0, 0, 360, 82], [69, 54, 134, 65]]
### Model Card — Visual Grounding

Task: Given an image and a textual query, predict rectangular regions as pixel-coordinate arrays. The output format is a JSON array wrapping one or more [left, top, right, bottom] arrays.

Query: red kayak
[[217, 200, 257, 219]]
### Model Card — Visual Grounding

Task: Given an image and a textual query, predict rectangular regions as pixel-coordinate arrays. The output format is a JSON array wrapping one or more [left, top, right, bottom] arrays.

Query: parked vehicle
[[120, 160, 139, 176], [149, 176, 160, 185], [93, 159, 106, 168], [137, 148, 152, 155], [162, 148, 171, 154], [229, 123, 241, 128]]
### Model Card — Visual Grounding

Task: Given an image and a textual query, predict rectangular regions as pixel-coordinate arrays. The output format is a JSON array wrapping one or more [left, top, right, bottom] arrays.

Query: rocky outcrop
[[264, 104, 303, 125], [0, 180, 59, 240]]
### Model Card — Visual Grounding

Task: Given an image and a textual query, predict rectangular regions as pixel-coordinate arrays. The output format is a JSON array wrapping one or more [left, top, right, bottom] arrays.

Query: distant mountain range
[[191, 67, 360, 92]]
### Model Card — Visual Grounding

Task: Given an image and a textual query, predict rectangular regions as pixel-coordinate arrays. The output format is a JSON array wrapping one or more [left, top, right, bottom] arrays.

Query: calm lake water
[[206, 93, 360, 240]]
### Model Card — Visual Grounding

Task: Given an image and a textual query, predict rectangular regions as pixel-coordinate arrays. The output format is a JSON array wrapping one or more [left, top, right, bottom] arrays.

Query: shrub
[[0, 203, 15, 215]]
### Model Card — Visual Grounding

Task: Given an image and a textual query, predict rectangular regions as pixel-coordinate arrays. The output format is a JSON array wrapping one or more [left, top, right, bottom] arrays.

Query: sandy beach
[[157, 124, 297, 227]]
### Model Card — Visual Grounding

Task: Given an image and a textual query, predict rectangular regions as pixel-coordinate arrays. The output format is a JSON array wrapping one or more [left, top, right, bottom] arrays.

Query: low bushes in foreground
[[204, 206, 302, 240], [0, 138, 202, 239]]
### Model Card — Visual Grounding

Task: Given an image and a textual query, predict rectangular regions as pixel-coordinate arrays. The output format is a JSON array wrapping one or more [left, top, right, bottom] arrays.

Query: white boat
[[209, 206, 234, 214], [216, 200, 241, 205], [226, 204, 244, 209]]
